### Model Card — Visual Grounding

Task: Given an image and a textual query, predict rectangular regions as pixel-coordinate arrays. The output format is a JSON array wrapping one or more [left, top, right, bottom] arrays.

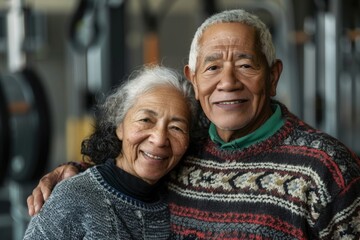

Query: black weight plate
[[0, 78, 11, 185], [2, 67, 51, 182]]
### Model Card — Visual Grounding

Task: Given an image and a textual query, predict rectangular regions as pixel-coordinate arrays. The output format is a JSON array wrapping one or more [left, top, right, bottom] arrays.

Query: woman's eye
[[170, 125, 186, 133], [139, 118, 151, 123], [206, 65, 219, 71]]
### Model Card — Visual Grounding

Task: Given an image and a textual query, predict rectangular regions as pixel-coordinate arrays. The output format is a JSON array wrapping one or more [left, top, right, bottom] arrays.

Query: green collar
[[209, 104, 284, 150]]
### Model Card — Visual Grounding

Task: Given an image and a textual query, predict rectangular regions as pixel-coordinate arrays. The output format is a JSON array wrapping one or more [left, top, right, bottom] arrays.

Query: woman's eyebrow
[[172, 116, 189, 125], [138, 109, 158, 116], [139, 109, 189, 124]]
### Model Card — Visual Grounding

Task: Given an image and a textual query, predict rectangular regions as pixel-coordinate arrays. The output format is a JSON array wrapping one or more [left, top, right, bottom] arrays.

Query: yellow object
[[143, 32, 159, 64], [66, 116, 95, 162]]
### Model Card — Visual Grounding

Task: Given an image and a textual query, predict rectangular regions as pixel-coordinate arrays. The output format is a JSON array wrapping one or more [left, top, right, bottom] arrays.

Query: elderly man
[[28, 9, 360, 239]]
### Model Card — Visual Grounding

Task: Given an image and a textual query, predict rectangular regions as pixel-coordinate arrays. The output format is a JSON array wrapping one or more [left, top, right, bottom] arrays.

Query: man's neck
[[216, 106, 274, 142]]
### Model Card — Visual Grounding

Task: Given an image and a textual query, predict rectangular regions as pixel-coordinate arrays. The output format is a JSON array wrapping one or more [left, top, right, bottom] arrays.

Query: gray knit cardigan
[[23, 167, 171, 240]]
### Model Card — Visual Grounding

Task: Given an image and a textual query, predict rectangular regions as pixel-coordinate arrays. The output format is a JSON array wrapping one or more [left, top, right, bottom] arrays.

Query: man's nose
[[217, 67, 243, 91]]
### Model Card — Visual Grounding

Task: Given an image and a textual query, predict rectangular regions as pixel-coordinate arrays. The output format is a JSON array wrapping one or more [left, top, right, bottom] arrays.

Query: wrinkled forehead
[[197, 35, 257, 60], [199, 35, 254, 50], [198, 24, 257, 53], [200, 22, 256, 44]]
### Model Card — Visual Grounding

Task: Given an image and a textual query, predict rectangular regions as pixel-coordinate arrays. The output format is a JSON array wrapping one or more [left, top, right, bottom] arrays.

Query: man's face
[[186, 22, 281, 142]]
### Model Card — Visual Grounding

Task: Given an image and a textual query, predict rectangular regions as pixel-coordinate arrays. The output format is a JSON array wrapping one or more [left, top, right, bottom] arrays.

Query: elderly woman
[[23, 65, 198, 239]]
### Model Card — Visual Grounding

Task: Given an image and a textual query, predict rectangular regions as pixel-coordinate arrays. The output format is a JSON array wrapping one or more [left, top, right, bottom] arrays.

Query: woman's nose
[[149, 127, 169, 147]]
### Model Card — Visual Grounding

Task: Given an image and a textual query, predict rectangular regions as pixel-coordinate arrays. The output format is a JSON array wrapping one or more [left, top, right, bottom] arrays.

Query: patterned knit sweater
[[23, 167, 171, 240], [168, 103, 360, 239]]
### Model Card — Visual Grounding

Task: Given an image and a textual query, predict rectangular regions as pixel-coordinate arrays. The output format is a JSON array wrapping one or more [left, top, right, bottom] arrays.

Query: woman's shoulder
[[51, 167, 102, 198]]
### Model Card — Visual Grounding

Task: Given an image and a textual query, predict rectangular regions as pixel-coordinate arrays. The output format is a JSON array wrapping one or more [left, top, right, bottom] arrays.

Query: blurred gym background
[[0, 0, 359, 239]]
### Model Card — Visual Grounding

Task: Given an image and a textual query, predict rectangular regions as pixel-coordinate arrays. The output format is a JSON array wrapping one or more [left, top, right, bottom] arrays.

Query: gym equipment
[[0, 80, 11, 185], [0, 67, 51, 183], [68, 0, 123, 53], [0, 0, 51, 184]]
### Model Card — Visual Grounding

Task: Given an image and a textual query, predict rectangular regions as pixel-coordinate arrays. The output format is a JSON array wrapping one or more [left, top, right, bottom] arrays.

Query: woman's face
[[116, 86, 191, 184]]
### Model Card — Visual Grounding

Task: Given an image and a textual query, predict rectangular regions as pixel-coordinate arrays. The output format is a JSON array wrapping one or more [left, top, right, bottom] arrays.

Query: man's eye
[[242, 64, 251, 68]]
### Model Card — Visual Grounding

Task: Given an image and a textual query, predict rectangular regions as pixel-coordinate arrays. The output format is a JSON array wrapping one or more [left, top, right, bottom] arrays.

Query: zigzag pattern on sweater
[[169, 156, 329, 226], [167, 102, 360, 239]]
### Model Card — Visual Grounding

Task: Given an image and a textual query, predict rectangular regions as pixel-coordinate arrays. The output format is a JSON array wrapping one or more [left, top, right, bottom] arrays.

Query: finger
[[27, 195, 35, 216], [39, 178, 53, 201], [32, 187, 45, 214]]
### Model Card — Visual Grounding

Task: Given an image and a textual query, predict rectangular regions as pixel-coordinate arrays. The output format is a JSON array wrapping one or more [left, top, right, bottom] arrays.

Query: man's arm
[[26, 162, 91, 216]]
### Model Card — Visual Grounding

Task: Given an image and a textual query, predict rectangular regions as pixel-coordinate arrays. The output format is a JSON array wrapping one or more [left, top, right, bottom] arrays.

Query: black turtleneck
[[97, 159, 164, 203]]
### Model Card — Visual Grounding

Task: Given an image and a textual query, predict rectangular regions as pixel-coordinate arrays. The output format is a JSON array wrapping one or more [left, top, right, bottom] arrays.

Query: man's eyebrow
[[202, 52, 254, 64], [234, 53, 254, 60], [203, 52, 223, 64]]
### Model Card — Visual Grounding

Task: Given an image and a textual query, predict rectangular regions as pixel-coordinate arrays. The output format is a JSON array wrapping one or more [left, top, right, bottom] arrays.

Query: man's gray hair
[[188, 9, 276, 72]]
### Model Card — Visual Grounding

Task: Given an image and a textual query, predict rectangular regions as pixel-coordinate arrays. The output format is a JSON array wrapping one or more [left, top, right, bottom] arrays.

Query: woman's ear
[[184, 65, 199, 100], [269, 59, 283, 97], [116, 124, 124, 141]]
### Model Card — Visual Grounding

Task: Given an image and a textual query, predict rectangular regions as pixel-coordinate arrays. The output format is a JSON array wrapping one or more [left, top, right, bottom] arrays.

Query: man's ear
[[184, 65, 199, 100], [269, 59, 283, 97]]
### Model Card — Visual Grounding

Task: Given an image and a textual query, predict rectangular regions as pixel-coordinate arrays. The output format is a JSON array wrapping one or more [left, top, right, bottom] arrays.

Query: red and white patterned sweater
[[167, 102, 360, 239]]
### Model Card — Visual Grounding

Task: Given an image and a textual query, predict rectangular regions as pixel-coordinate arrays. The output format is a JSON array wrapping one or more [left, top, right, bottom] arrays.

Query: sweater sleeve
[[23, 175, 87, 239], [316, 176, 360, 239]]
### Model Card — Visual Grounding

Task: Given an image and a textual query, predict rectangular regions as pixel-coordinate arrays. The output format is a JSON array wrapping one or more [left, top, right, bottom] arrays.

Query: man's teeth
[[144, 152, 163, 160]]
